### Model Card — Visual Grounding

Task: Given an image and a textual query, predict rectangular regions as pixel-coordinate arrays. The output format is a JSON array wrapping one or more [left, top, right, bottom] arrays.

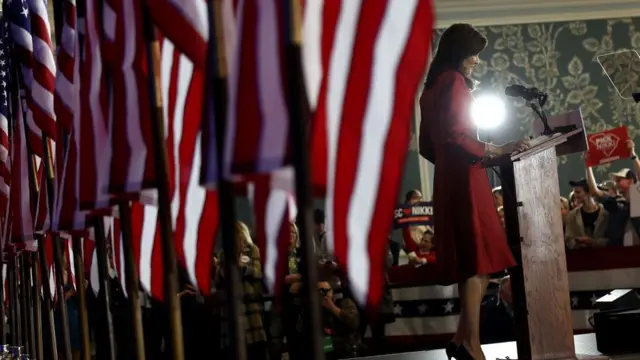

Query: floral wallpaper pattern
[[401, 17, 640, 198]]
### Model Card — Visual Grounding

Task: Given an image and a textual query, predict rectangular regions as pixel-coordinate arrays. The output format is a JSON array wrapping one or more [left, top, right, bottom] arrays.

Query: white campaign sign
[[630, 182, 640, 218]]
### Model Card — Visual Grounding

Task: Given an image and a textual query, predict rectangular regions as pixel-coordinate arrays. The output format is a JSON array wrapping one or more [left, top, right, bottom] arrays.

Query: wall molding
[[435, 0, 640, 28]]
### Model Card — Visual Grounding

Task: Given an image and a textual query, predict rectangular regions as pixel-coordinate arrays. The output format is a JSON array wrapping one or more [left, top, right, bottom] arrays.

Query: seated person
[[564, 179, 609, 249], [317, 280, 362, 359], [406, 227, 436, 265]]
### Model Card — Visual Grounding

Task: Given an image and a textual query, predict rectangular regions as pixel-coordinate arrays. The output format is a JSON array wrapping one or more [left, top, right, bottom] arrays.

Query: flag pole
[[140, 5, 186, 359], [0, 258, 5, 345], [19, 254, 36, 357], [18, 255, 28, 351], [51, 236, 73, 360], [70, 235, 91, 360], [92, 218, 117, 360], [117, 202, 147, 360], [283, 0, 324, 358], [208, 1, 246, 359], [9, 256, 22, 348], [30, 252, 45, 360], [7, 257, 17, 346], [37, 239, 59, 360]]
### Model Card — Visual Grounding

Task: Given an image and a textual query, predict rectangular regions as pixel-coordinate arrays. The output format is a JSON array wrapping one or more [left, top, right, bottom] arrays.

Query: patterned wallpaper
[[401, 17, 640, 199]]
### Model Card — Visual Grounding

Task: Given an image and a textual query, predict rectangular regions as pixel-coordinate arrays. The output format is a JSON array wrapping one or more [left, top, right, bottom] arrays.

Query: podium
[[487, 125, 607, 360]]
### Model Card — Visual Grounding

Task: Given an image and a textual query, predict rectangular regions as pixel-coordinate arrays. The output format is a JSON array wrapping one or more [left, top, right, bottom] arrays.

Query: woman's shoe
[[455, 345, 475, 360], [445, 342, 458, 360]]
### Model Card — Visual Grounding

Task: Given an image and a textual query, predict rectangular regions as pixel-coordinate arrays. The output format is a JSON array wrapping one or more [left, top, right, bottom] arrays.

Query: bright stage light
[[471, 94, 507, 129]]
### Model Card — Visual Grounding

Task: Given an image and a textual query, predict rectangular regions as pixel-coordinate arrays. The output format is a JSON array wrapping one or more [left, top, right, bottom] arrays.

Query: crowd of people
[[35, 209, 395, 360], [395, 140, 640, 272], [27, 147, 640, 360]]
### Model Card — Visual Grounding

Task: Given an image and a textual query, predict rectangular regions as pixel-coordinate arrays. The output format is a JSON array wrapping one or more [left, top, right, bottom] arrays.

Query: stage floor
[[357, 334, 640, 360]]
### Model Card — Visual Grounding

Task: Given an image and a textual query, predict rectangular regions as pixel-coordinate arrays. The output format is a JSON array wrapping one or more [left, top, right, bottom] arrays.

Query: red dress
[[419, 70, 515, 285]]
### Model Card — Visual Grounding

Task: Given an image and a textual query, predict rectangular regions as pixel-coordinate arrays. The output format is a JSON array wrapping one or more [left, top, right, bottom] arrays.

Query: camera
[[318, 288, 330, 297]]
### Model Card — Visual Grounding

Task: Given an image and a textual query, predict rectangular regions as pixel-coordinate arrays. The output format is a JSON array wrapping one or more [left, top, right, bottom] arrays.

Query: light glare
[[470, 94, 506, 129]]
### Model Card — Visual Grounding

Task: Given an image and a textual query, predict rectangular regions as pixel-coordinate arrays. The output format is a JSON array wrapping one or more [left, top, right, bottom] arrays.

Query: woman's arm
[[441, 72, 496, 159]]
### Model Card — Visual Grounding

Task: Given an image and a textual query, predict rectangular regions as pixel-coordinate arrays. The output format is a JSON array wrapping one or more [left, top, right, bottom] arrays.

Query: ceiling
[[435, 0, 640, 28]]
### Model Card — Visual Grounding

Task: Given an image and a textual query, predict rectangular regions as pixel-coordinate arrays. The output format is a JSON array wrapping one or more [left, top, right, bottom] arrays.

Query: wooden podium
[[488, 126, 606, 360]]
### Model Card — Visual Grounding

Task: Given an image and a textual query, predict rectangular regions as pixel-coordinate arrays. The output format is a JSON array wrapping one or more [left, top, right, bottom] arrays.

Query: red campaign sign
[[586, 126, 631, 167]]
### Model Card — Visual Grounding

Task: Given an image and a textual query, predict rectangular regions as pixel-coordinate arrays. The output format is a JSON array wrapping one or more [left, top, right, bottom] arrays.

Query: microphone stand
[[527, 93, 554, 136]]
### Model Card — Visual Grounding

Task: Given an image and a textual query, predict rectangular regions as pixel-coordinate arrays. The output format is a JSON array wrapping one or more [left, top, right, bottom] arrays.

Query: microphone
[[504, 84, 547, 101]]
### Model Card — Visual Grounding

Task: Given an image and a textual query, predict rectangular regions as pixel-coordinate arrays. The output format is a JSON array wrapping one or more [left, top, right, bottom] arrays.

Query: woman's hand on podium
[[501, 139, 531, 155]]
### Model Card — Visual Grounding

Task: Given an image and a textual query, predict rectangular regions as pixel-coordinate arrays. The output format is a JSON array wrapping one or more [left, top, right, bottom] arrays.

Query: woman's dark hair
[[424, 23, 487, 90]]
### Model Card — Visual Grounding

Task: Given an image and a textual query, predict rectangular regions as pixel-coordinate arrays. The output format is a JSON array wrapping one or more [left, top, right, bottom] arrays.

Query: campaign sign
[[393, 202, 433, 229], [586, 126, 631, 167]]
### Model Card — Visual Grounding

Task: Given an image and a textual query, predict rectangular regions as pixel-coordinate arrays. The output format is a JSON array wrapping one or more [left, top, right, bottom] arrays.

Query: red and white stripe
[[101, 0, 156, 198], [247, 167, 297, 294], [53, 0, 77, 131], [135, 38, 217, 299], [9, 97, 36, 244], [28, 0, 57, 139], [220, 0, 290, 181], [77, 0, 110, 212], [0, 116, 9, 218], [142, 0, 208, 70], [303, 0, 434, 305], [53, 1, 86, 233], [10, 2, 44, 158]]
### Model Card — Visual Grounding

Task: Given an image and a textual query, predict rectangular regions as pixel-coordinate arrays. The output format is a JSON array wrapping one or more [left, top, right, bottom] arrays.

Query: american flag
[[221, 0, 291, 179], [53, 0, 76, 131], [27, 0, 57, 140], [52, 0, 86, 233], [132, 37, 218, 299], [102, 0, 156, 198], [7, 0, 44, 157], [0, 17, 13, 218], [76, 0, 110, 211], [303, 0, 434, 306], [141, 0, 208, 70]]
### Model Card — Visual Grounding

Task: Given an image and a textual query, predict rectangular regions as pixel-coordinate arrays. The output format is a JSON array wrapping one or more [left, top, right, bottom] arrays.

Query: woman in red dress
[[419, 24, 527, 360]]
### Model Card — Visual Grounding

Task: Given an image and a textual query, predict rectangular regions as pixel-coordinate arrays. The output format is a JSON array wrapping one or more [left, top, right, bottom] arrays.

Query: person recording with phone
[[316, 280, 361, 359]]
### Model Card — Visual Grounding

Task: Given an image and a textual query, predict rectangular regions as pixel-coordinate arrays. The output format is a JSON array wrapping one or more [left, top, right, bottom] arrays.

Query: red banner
[[586, 126, 631, 167]]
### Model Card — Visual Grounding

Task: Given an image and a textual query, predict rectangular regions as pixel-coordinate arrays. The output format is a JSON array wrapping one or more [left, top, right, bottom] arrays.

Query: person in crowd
[[492, 187, 503, 208], [569, 190, 582, 210], [358, 246, 396, 356], [313, 209, 330, 261], [407, 227, 437, 265], [419, 23, 528, 360], [313, 209, 340, 276], [215, 221, 267, 359], [560, 197, 570, 218], [392, 190, 423, 264], [586, 140, 640, 246], [560, 197, 570, 232], [401, 190, 429, 264], [598, 180, 618, 197], [317, 278, 361, 359], [178, 266, 218, 359], [273, 222, 304, 360], [564, 179, 609, 249], [497, 206, 505, 229]]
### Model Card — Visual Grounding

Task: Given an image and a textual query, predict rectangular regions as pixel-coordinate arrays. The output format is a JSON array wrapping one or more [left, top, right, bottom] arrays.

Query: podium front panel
[[512, 147, 576, 360]]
